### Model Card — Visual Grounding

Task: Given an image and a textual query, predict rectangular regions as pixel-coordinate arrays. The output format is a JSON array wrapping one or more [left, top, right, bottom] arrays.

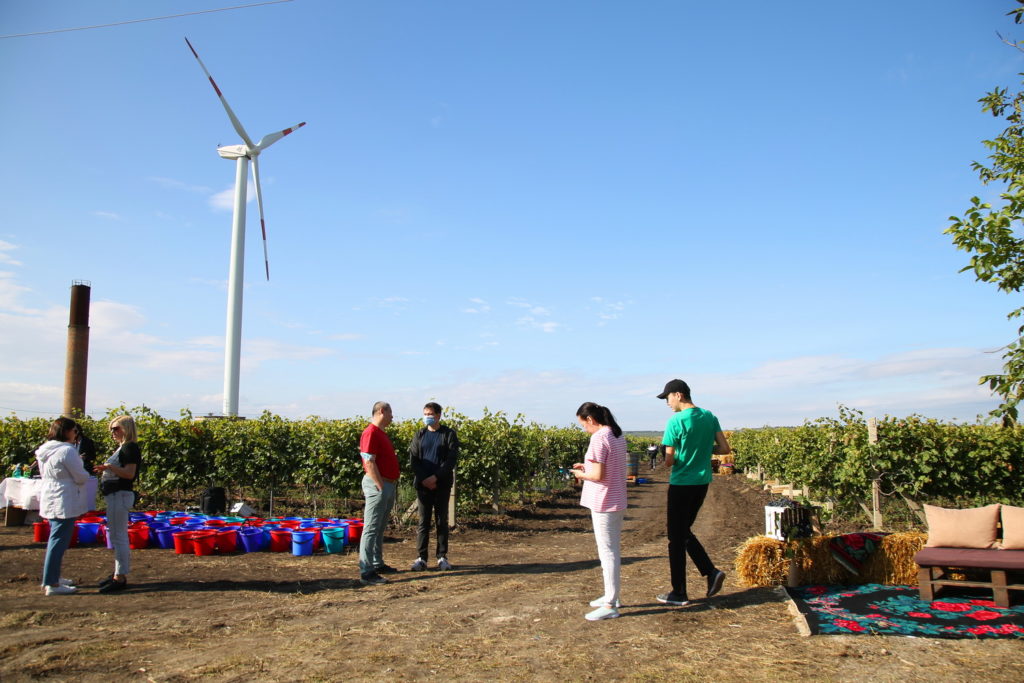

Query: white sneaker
[[45, 584, 77, 595], [437, 557, 452, 571], [410, 558, 427, 571], [585, 605, 620, 621], [589, 597, 622, 608], [40, 578, 75, 588]]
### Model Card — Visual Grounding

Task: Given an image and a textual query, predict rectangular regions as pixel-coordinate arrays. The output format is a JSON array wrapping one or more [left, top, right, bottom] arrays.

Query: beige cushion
[[1001, 504, 1024, 550], [923, 503, 1000, 549]]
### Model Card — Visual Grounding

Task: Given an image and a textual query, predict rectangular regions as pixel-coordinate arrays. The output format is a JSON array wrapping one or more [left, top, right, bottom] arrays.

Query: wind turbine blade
[[184, 37, 256, 149], [251, 156, 270, 281], [255, 121, 307, 152]]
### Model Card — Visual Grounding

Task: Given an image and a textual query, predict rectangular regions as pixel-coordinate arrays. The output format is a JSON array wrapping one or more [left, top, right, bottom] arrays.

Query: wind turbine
[[185, 37, 306, 417]]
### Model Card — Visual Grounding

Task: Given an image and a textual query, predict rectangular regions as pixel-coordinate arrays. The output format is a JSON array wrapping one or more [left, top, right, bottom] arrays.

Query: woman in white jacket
[[36, 417, 90, 595]]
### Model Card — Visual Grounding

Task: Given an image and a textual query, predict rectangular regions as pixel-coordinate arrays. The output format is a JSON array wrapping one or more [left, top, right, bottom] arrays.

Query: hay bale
[[862, 531, 927, 585], [791, 536, 851, 585], [734, 535, 787, 587], [733, 531, 928, 587]]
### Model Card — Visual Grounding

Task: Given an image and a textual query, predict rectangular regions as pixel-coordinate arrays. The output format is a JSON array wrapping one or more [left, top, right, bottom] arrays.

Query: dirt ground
[[0, 468, 1020, 682]]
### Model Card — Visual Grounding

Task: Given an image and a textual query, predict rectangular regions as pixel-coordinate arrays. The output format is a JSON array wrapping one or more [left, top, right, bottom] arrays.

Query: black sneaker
[[375, 563, 398, 574], [655, 591, 689, 606], [99, 578, 127, 594], [359, 572, 388, 586], [98, 574, 115, 589], [706, 569, 726, 598]]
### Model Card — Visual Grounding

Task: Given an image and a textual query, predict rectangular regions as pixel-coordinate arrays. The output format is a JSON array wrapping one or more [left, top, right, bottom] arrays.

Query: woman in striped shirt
[[571, 402, 628, 621]]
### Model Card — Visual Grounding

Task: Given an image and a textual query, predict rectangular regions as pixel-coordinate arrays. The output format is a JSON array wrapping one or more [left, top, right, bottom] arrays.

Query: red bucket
[[33, 521, 50, 543], [172, 530, 194, 554], [298, 527, 322, 550], [192, 530, 218, 556], [268, 528, 292, 552], [127, 525, 150, 549], [346, 520, 364, 543], [215, 528, 238, 553], [204, 519, 226, 528]]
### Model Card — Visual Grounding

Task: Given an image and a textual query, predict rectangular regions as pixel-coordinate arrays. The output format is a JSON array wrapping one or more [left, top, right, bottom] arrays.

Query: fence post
[[867, 418, 882, 531], [448, 473, 457, 530]]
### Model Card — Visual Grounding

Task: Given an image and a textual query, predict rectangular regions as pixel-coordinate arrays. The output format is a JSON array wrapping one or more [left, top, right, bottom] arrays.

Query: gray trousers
[[105, 491, 134, 575], [358, 475, 397, 575]]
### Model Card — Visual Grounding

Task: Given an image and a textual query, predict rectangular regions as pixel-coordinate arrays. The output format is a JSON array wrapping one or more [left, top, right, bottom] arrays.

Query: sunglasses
[[109, 426, 122, 433]]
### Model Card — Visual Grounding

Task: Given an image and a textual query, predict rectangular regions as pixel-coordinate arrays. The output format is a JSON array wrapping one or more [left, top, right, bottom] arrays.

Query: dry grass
[[734, 532, 928, 587]]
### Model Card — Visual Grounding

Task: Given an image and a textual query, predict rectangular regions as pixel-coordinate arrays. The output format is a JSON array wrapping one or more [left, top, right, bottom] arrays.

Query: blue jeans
[[42, 518, 76, 587], [105, 491, 134, 575], [358, 475, 397, 575]]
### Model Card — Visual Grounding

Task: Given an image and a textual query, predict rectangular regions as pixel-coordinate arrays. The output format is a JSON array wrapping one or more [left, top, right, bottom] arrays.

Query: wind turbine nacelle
[[216, 144, 251, 160]]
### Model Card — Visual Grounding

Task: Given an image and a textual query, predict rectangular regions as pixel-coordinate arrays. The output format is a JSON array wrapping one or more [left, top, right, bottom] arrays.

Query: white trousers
[[591, 509, 624, 606]]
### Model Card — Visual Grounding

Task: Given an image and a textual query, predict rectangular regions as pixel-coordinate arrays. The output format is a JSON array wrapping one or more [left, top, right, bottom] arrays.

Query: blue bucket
[[239, 527, 263, 553], [291, 530, 315, 556], [75, 522, 100, 544], [153, 526, 177, 549]]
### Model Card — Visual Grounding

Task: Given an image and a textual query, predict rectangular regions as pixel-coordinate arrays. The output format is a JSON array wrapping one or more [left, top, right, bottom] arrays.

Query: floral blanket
[[828, 532, 887, 575], [786, 584, 1024, 638]]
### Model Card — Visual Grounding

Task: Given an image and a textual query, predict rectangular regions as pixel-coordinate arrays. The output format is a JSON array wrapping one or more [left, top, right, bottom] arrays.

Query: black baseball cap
[[657, 379, 690, 399]]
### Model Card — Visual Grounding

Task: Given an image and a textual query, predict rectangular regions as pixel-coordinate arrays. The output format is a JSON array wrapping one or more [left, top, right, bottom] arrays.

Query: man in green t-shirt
[[655, 379, 731, 607]]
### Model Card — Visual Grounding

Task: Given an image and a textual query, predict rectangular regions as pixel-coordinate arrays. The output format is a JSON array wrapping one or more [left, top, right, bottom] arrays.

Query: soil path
[[0, 468, 1019, 681]]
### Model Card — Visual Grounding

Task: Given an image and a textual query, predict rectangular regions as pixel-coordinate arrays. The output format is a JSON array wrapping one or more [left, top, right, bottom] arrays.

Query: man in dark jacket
[[409, 402, 459, 571]]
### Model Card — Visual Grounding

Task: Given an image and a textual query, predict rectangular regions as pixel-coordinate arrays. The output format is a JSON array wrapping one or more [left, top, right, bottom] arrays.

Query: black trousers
[[667, 483, 716, 597], [416, 479, 452, 560]]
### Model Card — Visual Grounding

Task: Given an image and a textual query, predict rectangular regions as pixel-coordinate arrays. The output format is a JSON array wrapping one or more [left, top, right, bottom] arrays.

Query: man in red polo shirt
[[358, 401, 400, 585]]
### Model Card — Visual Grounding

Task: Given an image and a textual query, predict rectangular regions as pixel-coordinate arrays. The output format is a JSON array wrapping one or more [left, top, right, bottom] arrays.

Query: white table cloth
[[0, 476, 98, 510]]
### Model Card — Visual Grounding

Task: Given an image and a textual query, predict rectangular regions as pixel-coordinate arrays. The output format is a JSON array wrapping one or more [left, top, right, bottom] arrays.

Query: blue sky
[[1, 0, 1021, 430]]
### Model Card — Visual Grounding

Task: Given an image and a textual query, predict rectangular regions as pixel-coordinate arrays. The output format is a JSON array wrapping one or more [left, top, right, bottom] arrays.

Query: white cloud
[[92, 211, 121, 221], [0, 271, 32, 310], [463, 297, 491, 314], [210, 186, 240, 211], [0, 259, 1005, 428], [517, 316, 560, 333], [0, 382, 61, 412], [208, 181, 258, 212], [509, 297, 555, 319], [0, 241, 23, 266], [594, 299, 629, 326], [0, 267, 336, 416]]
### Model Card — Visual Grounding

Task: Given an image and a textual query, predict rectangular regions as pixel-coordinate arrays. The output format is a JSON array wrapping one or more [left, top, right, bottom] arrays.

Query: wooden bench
[[914, 547, 1024, 608]]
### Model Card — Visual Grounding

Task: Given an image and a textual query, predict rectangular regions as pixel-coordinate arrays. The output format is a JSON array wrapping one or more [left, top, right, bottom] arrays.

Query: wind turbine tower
[[186, 37, 306, 417]]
